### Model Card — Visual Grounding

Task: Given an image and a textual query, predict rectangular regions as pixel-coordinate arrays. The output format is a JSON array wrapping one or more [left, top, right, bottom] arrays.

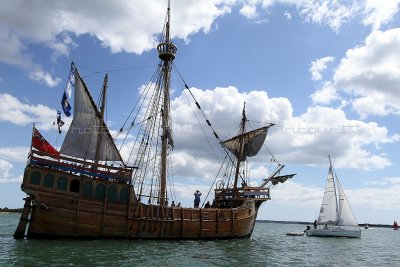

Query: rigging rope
[[75, 63, 158, 79], [201, 155, 227, 207], [172, 62, 245, 185]]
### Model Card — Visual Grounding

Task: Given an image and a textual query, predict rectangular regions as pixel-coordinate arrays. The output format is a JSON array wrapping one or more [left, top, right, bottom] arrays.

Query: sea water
[[1, 213, 399, 266]]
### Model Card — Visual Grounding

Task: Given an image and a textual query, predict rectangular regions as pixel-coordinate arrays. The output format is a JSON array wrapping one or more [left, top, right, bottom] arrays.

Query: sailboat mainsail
[[60, 66, 124, 162], [317, 165, 338, 225]]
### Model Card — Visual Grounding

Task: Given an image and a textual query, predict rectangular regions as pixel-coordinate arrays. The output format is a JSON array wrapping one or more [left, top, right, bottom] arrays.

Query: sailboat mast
[[328, 155, 340, 225], [158, 0, 177, 206], [94, 73, 108, 162], [233, 103, 247, 195]]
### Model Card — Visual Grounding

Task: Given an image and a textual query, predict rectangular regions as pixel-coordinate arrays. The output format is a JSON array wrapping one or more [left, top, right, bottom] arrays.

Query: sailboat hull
[[306, 228, 361, 238], [18, 165, 261, 239]]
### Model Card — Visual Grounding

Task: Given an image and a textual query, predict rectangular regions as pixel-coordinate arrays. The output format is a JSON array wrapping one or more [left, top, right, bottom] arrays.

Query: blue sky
[[1, 0, 400, 224]]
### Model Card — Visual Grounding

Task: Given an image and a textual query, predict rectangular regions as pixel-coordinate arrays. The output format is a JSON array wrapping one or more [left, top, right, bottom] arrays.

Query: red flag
[[32, 127, 60, 156]]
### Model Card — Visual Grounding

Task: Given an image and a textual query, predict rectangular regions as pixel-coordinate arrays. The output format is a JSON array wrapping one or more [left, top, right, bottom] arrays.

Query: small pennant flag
[[61, 63, 75, 116]]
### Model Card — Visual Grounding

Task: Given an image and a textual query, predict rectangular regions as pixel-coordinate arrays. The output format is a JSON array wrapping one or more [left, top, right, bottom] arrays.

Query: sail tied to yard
[[60, 67, 124, 163], [221, 125, 272, 162]]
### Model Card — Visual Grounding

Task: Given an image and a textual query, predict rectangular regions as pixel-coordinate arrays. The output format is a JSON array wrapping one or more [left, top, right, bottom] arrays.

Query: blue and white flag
[[61, 63, 75, 117]]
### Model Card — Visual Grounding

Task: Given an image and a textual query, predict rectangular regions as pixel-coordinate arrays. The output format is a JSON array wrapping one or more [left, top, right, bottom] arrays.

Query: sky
[[1, 0, 400, 225]]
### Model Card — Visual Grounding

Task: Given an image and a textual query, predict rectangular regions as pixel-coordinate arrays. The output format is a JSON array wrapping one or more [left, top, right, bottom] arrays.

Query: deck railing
[[28, 149, 133, 183], [214, 186, 270, 200]]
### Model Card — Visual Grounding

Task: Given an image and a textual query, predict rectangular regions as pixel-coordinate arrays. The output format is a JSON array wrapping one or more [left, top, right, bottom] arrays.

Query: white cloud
[[29, 68, 61, 88], [0, 24, 60, 87], [310, 81, 339, 105], [253, 0, 400, 32], [0, 159, 12, 182], [363, 0, 400, 30], [350, 177, 400, 209], [0, 1, 234, 86], [277, 176, 400, 208], [240, 5, 258, 19], [168, 85, 397, 170], [171, 151, 221, 181], [267, 105, 397, 169], [0, 1, 233, 58], [260, 175, 400, 223], [0, 93, 57, 130], [1, 0, 399, 88], [270, 180, 323, 205], [297, 0, 357, 32], [309, 56, 335, 81], [255, 0, 359, 32], [0, 159, 21, 183], [330, 28, 400, 118], [0, 147, 29, 162], [284, 11, 292, 20]]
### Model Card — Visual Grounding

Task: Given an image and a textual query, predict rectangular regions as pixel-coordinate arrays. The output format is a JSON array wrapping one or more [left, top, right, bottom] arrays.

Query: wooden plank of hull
[[23, 166, 262, 239], [27, 195, 258, 239]]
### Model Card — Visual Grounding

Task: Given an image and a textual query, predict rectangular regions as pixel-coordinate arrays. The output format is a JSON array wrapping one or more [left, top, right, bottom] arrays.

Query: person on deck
[[171, 201, 176, 207], [204, 201, 211, 208], [194, 190, 202, 208], [314, 220, 317, 229]]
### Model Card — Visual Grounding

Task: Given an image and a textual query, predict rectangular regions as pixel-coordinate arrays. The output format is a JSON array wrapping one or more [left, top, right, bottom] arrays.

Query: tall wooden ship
[[14, 1, 295, 239]]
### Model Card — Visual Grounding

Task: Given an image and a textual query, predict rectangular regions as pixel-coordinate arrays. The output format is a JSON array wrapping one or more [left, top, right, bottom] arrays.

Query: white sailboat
[[306, 156, 361, 238]]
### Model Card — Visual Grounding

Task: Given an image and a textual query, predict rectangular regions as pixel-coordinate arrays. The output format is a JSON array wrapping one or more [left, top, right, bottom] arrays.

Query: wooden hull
[[19, 165, 264, 239]]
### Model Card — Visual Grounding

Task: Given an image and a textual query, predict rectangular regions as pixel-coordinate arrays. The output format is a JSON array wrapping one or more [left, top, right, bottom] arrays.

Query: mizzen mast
[[157, 0, 177, 206]]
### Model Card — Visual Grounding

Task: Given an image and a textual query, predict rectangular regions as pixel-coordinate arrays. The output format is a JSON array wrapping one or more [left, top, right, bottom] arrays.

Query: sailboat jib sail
[[221, 124, 274, 161], [60, 66, 124, 163], [337, 177, 359, 227]]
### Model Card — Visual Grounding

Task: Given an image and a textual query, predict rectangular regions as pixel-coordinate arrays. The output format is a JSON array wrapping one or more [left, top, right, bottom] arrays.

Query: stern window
[[70, 179, 80, 193], [57, 177, 68, 191], [30, 171, 41, 185], [95, 184, 106, 200], [44, 174, 54, 188]]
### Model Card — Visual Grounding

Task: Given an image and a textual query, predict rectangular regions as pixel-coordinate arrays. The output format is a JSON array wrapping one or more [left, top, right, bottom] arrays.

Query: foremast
[[157, 0, 177, 206]]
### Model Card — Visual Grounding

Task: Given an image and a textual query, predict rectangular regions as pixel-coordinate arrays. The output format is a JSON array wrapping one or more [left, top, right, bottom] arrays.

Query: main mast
[[157, 0, 177, 206], [328, 155, 339, 224], [233, 103, 247, 196], [94, 73, 108, 163]]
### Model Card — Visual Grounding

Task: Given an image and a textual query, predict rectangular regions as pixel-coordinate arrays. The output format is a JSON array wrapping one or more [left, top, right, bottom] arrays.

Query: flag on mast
[[32, 127, 60, 156], [61, 62, 75, 116]]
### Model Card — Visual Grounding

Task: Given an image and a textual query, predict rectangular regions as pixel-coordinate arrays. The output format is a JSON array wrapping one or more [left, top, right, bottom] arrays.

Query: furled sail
[[317, 165, 338, 225], [60, 68, 124, 162], [221, 125, 271, 162]]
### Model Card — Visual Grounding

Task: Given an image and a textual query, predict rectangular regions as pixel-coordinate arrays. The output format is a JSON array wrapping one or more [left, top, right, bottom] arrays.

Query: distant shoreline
[[0, 209, 393, 228], [0, 208, 23, 213], [256, 220, 393, 228]]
